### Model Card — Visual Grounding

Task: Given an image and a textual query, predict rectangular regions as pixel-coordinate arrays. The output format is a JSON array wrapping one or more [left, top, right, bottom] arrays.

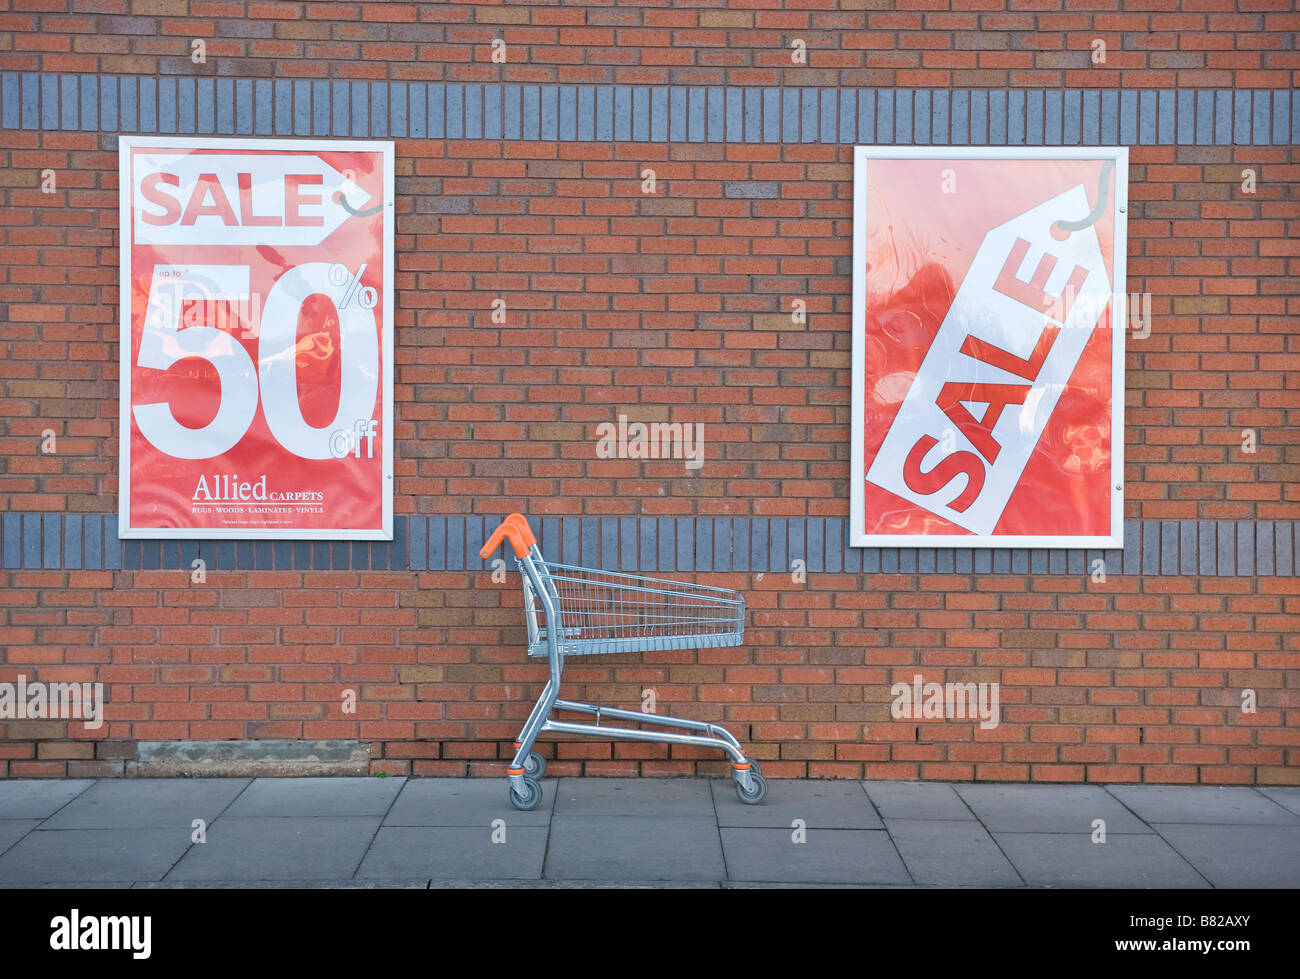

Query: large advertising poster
[[851, 147, 1127, 549], [119, 137, 394, 540]]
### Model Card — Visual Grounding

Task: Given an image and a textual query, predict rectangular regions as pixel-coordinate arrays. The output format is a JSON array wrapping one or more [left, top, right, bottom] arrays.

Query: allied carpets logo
[[0, 675, 103, 730], [193, 472, 270, 502], [49, 909, 151, 959], [191, 473, 326, 504], [190, 472, 326, 518]]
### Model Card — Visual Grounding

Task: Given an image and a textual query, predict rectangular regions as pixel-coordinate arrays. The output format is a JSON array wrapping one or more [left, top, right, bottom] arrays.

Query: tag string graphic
[[333, 190, 384, 217], [1053, 158, 1115, 235]]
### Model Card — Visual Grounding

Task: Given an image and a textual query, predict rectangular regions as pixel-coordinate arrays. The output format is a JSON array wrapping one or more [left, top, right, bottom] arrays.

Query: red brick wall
[[2, 565, 1297, 783], [0, 2, 1297, 784], [2, 0, 1295, 89]]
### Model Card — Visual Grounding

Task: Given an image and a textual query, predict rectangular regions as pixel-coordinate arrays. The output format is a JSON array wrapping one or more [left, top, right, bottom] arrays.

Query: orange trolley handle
[[479, 513, 537, 560]]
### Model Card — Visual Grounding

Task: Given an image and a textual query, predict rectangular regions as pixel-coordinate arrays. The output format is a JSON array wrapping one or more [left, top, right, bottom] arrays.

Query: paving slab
[[956, 784, 1151, 834], [1154, 824, 1300, 889], [222, 776, 404, 818], [1258, 787, 1300, 818], [711, 778, 881, 828], [0, 829, 193, 883], [552, 777, 713, 817], [545, 814, 724, 881], [419, 879, 720, 889], [0, 820, 39, 856], [357, 826, 547, 880], [864, 781, 976, 821], [0, 776, 1289, 889], [720, 827, 911, 885], [993, 833, 1209, 889], [0, 779, 94, 819], [165, 816, 380, 881], [384, 777, 552, 826], [139, 879, 432, 889], [0, 881, 134, 889], [723, 881, 891, 889], [1107, 785, 1300, 826], [885, 819, 1023, 887], [40, 778, 249, 829]]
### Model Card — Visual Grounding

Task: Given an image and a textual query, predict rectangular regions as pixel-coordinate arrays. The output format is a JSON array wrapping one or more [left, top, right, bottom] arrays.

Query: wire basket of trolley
[[480, 513, 767, 811]]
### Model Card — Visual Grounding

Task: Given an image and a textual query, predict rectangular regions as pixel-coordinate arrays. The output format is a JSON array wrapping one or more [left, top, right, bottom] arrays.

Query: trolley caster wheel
[[522, 751, 546, 780], [509, 776, 543, 811], [735, 771, 767, 805], [744, 758, 761, 777]]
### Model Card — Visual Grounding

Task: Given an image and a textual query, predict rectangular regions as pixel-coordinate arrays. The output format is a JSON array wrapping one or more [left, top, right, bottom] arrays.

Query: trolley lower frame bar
[[508, 685, 758, 795], [546, 699, 747, 761]]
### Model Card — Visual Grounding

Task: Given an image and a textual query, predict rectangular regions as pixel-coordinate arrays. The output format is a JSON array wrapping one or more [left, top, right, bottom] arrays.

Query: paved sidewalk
[[0, 777, 1297, 888]]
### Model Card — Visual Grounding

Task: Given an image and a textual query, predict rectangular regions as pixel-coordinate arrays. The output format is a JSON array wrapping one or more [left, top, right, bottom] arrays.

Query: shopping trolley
[[480, 513, 767, 810]]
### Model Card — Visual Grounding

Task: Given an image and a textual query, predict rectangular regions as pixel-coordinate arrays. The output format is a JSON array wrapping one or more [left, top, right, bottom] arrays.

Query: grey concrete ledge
[[2, 514, 1296, 578], [136, 740, 370, 777], [1, 73, 1295, 146]]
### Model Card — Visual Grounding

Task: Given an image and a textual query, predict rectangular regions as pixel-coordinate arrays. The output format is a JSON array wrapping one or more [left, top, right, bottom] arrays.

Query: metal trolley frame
[[480, 513, 767, 811]]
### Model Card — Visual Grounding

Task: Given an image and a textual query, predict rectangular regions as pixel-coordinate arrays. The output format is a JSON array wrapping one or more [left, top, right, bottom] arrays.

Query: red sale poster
[[850, 148, 1128, 548], [118, 137, 393, 539]]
